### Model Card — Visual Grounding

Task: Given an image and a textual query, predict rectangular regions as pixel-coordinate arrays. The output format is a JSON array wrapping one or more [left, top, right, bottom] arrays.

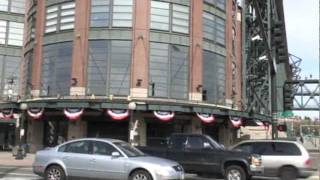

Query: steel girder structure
[[285, 80, 320, 111], [242, 0, 278, 116]]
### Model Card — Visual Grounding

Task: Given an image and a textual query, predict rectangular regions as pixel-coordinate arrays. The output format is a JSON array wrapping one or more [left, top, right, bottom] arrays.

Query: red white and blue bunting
[[27, 108, 44, 120], [106, 109, 129, 121], [64, 108, 84, 122], [230, 116, 242, 128], [0, 109, 14, 121], [153, 111, 175, 122], [196, 113, 215, 124]]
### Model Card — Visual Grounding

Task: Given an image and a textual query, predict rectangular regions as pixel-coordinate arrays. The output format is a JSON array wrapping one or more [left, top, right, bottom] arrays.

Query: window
[[41, 42, 73, 96], [22, 51, 33, 96], [149, 42, 189, 100], [0, 0, 25, 14], [93, 141, 118, 156], [234, 143, 253, 153], [186, 136, 205, 150], [112, 0, 133, 27], [0, 55, 21, 100], [8, 22, 23, 46], [151, 0, 189, 33], [203, 51, 225, 104], [45, 2, 75, 33], [63, 141, 91, 154], [87, 40, 132, 96], [203, 11, 226, 46], [0, 20, 7, 45], [0, 21, 23, 46], [204, 0, 226, 11], [172, 4, 189, 33], [168, 136, 186, 150], [252, 142, 274, 155], [91, 0, 110, 27], [274, 142, 301, 156], [90, 0, 133, 28], [26, 12, 36, 43], [0, 0, 8, 12], [150, 1, 170, 31], [10, 0, 25, 14]]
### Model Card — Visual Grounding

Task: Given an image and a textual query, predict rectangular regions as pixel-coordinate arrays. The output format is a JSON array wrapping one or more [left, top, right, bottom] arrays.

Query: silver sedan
[[33, 138, 184, 180]]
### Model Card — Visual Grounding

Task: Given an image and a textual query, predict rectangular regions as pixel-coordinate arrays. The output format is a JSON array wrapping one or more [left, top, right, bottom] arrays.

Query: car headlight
[[156, 166, 174, 176]]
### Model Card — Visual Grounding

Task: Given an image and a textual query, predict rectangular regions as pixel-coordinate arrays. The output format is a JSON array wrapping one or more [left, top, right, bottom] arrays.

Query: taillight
[[304, 158, 311, 167]]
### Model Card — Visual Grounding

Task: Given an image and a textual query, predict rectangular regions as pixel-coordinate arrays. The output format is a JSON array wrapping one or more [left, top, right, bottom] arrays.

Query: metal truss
[[285, 80, 320, 111], [242, 0, 277, 115]]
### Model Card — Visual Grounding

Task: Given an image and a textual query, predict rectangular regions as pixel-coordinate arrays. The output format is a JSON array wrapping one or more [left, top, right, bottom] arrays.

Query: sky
[[283, 0, 319, 119]]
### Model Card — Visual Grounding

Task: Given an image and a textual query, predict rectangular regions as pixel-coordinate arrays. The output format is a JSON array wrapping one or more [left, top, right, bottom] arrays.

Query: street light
[[128, 102, 137, 146], [15, 103, 27, 160]]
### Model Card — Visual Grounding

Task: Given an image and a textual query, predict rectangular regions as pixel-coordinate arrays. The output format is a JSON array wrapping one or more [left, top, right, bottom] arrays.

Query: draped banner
[[196, 113, 215, 124], [0, 109, 13, 121], [64, 108, 84, 122], [106, 109, 129, 121], [27, 108, 44, 120], [255, 120, 270, 131], [153, 111, 175, 122], [230, 116, 242, 128]]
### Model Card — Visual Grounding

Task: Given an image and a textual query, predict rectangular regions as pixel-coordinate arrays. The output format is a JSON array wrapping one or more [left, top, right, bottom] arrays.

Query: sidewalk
[[0, 152, 34, 167]]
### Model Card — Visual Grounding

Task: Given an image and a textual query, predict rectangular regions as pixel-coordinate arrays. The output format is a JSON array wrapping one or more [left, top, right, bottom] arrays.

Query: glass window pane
[[91, 0, 110, 27], [112, 0, 133, 27], [0, 20, 7, 44], [41, 42, 73, 96], [10, 0, 25, 14], [0, 0, 9, 12], [150, 1, 169, 31], [8, 22, 23, 46]]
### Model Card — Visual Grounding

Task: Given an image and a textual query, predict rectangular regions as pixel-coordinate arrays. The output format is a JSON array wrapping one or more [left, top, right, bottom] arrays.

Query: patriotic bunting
[[27, 108, 44, 120], [106, 109, 129, 121], [230, 116, 242, 128], [196, 113, 215, 124], [64, 108, 84, 122], [0, 109, 14, 121], [153, 111, 175, 122]]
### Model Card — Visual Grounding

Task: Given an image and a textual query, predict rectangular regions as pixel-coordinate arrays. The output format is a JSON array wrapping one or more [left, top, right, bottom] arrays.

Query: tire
[[225, 165, 247, 180], [45, 165, 66, 180], [130, 170, 153, 180], [279, 167, 297, 180]]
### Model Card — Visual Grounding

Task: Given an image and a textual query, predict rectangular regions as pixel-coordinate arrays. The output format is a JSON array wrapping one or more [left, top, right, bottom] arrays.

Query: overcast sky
[[283, 0, 319, 119]]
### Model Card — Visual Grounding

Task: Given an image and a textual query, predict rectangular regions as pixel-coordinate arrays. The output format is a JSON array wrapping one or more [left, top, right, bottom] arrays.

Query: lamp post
[[15, 103, 27, 160], [128, 102, 137, 146]]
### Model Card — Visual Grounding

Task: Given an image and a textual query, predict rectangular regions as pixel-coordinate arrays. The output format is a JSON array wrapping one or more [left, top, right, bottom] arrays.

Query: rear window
[[274, 142, 301, 156]]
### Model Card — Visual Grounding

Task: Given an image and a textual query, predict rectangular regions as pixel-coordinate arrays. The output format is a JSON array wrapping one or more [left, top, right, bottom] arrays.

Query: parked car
[[138, 133, 263, 180], [33, 138, 184, 180], [231, 139, 315, 180]]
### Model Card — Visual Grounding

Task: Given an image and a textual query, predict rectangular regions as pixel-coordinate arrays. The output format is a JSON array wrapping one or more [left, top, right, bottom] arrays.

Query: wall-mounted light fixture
[[136, 79, 142, 87]]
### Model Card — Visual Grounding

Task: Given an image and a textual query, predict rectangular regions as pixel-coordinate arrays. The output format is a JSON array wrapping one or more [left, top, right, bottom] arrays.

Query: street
[[0, 165, 319, 180]]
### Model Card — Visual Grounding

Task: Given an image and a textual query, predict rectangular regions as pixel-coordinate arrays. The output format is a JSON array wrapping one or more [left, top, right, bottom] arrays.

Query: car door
[[184, 136, 220, 174], [252, 142, 279, 177], [59, 140, 93, 179], [90, 141, 126, 180], [167, 136, 187, 166]]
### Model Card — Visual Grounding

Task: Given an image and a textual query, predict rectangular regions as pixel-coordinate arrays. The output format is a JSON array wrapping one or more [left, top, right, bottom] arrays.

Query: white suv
[[232, 140, 315, 180]]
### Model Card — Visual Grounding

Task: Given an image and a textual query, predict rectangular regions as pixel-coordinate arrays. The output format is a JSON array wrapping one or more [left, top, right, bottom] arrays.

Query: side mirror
[[111, 151, 121, 158]]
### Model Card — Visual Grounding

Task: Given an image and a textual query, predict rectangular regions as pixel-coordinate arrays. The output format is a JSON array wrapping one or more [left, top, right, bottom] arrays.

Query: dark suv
[[232, 140, 315, 180]]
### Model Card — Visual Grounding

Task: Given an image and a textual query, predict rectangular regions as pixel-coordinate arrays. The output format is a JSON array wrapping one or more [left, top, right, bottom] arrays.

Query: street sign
[[272, 111, 294, 118]]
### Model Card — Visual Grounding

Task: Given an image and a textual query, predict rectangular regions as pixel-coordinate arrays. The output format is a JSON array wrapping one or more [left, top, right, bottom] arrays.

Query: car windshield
[[114, 142, 145, 157]]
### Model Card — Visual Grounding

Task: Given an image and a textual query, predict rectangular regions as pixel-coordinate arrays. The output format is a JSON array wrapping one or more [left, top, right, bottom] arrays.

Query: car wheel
[[280, 167, 297, 180], [130, 170, 153, 180], [225, 165, 247, 180], [45, 165, 66, 180]]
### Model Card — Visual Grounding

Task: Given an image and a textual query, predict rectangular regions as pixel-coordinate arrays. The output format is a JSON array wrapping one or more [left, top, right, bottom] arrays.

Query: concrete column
[[182, 118, 202, 134], [129, 113, 146, 146], [189, 0, 203, 101], [70, 0, 91, 96], [67, 120, 87, 140], [218, 122, 237, 148], [130, 0, 150, 98], [27, 120, 44, 153]]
